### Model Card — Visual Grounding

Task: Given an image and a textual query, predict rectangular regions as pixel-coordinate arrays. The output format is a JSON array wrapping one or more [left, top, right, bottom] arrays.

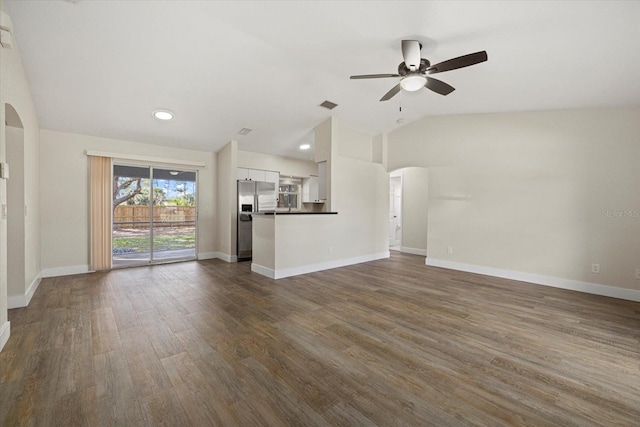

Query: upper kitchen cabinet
[[237, 167, 277, 183], [317, 161, 327, 201], [302, 176, 322, 203], [265, 170, 279, 202], [248, 169, 266, 182], [237, 167, 250, 181], [237, 167, 279, 202], [265, 171, 279, 187], [303, 161, 327, 203]]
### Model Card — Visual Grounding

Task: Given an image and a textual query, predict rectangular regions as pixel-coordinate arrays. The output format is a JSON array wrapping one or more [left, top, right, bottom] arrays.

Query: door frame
[[111, 161, 199, 267], [389, 174, 403, 249]]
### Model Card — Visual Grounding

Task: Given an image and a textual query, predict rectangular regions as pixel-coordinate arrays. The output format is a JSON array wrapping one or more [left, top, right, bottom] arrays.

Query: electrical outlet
[[635, 268, 640, 280], [591, 263, 600, 274], [447, 247, 453, 255]]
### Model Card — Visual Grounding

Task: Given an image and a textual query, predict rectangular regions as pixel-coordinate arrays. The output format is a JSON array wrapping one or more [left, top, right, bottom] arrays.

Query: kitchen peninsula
[[251, 212, 342, 279]]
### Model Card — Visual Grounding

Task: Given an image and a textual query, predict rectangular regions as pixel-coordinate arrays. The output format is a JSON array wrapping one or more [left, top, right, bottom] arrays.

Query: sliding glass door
[[112, 164, 197, 267], [151, 168, 197, 262]]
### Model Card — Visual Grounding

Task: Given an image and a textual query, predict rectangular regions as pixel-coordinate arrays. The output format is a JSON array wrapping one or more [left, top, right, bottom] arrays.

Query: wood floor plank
[[2, 252, 640, 426], [160, 351, 226, 426], [94, 349, 144, 425], [91, 307, 122, 355]]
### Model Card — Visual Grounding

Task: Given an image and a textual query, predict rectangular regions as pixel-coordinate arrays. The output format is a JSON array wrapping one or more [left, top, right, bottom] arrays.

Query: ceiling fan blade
[[427, 51, 488, 74], [401, 40, 421, 71], [350, 74, 400, 79], [380, 83, 402, 102], [425, 77, 455, 96]]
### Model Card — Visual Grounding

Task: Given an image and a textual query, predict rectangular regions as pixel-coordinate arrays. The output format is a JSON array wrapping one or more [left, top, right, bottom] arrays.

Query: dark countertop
[[253, 211, 338, 215]]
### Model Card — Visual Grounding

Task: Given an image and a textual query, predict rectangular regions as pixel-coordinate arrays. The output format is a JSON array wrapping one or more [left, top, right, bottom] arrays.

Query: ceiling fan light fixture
[[400, 75, 427, 92]]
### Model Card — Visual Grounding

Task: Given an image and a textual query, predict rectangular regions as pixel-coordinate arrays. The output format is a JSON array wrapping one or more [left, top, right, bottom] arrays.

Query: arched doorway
[[5, 103, 26, 307]]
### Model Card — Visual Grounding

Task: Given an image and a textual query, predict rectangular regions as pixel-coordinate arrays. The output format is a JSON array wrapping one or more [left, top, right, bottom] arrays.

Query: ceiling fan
[[350, 40, 487, 101]]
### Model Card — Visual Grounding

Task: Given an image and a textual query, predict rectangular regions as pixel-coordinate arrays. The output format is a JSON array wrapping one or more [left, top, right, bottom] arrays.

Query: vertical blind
[[89, 156, 112, 271]]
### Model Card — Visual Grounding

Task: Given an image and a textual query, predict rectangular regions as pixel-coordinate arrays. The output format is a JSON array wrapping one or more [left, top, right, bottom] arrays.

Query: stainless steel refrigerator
[[237, 180, 276, 261]]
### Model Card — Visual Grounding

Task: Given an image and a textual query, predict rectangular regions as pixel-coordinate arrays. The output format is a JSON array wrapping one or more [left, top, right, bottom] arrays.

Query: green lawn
[[113, 234, 195, 252]]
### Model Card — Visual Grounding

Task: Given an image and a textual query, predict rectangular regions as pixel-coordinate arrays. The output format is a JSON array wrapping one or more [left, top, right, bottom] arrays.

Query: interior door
[[389, 176, 402, 248]]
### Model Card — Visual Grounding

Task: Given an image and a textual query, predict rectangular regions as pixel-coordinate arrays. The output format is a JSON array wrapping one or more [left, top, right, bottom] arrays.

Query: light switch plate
[[0, 162, 9, 179], [0, 28, 13, 49]]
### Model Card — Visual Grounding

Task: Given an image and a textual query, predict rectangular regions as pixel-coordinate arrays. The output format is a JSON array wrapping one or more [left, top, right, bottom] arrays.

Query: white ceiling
[[5, 1, 640, 160]]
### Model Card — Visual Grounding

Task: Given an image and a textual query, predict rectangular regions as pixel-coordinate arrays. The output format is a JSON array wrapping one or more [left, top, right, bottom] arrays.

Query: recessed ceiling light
[[299, 143, 311, 150], [153, 110, 174, 121]]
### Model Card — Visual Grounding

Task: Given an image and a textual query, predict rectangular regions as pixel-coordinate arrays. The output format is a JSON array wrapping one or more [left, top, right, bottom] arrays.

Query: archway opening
[[5, 103, 26, 307]]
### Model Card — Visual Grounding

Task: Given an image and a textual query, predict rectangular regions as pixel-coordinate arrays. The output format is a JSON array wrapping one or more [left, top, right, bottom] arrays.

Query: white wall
[[388, 108, 640, 292], [372, 133, 387, 168], [312, 118, 389, 261], [0, 3, 41, 350], [314, 118, 335, 212], [237, 150, 317, 178], [332, 120, 388, 259], [331, 155, 389, 258], [337, 127, 373, 162], [6, 126, 25, 300], [215, 140, 236, 261], [39, 130, 216, 275]]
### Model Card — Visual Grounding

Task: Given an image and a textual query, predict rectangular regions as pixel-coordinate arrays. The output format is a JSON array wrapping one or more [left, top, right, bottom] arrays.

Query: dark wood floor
[[2, 252, 640, 426]]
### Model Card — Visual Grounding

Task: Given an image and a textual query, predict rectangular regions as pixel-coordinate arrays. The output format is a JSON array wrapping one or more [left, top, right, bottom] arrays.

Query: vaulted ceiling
[[5, 1, 640, 159]]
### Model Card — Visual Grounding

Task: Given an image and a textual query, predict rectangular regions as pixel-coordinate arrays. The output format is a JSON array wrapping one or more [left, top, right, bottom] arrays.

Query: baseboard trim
[[0, 321, 10, 352], [27, 275, 41, 305], [253, 251, 391, 280], [197, 252, 217, 260], [41, 264, 90, 278], [425, 258, 640, 303], [7, 275, 42, 309], [211, 252, 238, 263], [251, 263, 276, 279], [400, 246, 427, 256], [7, 295, 24, 309]]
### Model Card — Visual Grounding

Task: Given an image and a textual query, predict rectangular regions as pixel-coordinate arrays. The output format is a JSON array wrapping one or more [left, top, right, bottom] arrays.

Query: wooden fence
[[113, 205, 196, 229]]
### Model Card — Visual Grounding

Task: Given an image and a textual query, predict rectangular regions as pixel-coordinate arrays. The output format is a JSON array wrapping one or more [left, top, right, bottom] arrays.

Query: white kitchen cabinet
[[237, 168, 277, 183], [265, 170, 279, 201], [265, 171, 279, 186], [237, 168, 279, 202], [237, 168, 250, 181], [317, 161, 327, 201], [248, 169, 266, 182], [302, 176, 323, 203]]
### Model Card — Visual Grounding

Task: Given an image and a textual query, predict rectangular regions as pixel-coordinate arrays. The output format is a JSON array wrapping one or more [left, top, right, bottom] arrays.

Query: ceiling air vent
[[319, 100, 338, 110], [238, 128, 252, 135]]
